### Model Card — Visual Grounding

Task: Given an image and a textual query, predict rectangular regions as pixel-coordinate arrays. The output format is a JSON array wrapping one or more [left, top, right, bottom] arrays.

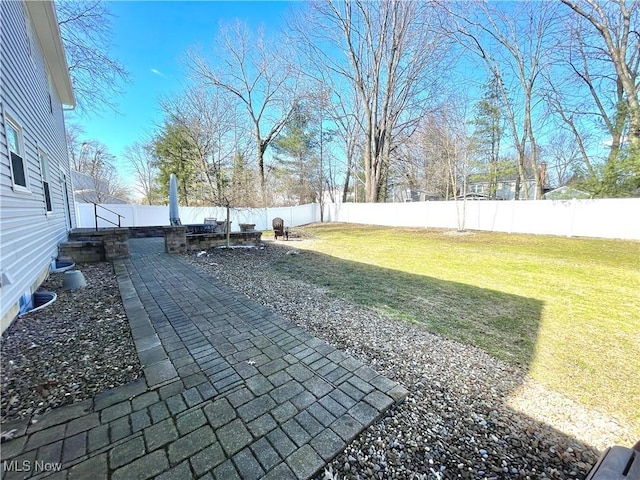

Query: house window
[[5, 117, 28, 190], [39, 149, 53, 212]]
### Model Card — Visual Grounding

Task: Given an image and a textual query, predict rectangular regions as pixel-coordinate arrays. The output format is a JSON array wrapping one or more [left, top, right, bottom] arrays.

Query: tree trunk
[[342, 168, 351, 203], [629, 106, 640, 152], [560, 0, 639, 151], [257, 138, 267, 205]]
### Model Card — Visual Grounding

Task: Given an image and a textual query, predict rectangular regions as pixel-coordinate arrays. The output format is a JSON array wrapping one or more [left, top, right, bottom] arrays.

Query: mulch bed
[[1, 263, 142, 424]]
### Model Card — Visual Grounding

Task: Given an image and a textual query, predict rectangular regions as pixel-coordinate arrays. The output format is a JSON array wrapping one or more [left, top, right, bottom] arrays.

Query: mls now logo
[[2, 460, 62, 473]]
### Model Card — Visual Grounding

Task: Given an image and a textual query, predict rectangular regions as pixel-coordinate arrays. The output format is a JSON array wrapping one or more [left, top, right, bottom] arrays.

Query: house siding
[[0, 1, 76, 332]]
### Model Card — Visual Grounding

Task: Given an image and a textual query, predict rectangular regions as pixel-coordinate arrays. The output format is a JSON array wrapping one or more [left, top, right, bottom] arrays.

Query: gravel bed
[[186, 241, 634, 480], [1, 263, 142, 424]]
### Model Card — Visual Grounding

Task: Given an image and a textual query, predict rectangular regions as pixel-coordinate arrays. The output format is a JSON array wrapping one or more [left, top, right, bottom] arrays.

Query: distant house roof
[[468, 174, 535, 184], [25, 1, 75, 107], [456, 192, 490, 200], [543, 186, 591, 200], [72, 171, 127, 204]]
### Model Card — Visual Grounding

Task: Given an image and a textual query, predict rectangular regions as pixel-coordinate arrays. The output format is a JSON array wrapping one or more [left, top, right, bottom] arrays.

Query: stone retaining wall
[[128, 226, 166, 238], [58, 241, 105, 263], [59, 228, 130, 262]]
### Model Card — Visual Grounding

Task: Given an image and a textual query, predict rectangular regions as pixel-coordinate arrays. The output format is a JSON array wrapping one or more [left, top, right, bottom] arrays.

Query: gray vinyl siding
[[0, 0, 76, 331]]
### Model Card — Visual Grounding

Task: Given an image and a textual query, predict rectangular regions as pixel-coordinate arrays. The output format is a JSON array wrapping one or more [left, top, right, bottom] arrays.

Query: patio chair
[[272, 217, 288, 240], [203, 218, 216, 233]]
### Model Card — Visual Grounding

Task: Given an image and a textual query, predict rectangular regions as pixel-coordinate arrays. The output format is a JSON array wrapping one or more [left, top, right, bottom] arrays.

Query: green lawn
[[270, 223, 640, 435]]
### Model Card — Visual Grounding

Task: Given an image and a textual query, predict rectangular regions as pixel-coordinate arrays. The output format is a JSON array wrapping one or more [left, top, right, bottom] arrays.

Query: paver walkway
[[1, 238, 407, 479]]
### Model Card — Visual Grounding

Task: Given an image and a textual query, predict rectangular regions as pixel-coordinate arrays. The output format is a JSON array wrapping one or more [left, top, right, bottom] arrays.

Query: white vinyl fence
[[75, 203, 320, 232], [324, 198, 640, 240], [76, 198, 640, 240]]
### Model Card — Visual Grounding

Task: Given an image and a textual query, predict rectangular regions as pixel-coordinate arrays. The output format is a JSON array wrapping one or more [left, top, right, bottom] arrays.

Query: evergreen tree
[[471, 79, 504, 199], [272, 103, 319, 205], [153, 122, 198, 206]]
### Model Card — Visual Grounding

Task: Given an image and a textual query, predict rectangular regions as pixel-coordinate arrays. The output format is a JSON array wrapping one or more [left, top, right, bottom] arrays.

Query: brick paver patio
[[0, 238, 407, 479]]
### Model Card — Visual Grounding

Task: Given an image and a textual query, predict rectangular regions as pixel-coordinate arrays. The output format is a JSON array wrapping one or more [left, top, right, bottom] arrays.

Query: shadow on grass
[[270, 247, 542, 368], [258, 244, 615, 475]]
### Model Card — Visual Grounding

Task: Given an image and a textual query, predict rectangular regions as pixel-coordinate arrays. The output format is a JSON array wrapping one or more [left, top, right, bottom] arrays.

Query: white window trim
[[38, 147, 54, 213], [3, 112, 30, 193], [46, 69, 54, 115]]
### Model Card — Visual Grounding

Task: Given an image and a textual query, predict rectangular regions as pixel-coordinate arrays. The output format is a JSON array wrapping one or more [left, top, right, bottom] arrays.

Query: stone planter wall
[[186, 231, 262, 251]]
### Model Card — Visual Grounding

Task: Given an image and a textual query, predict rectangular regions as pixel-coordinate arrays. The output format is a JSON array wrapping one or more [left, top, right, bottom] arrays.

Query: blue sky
[[68, 1, 294, 186]]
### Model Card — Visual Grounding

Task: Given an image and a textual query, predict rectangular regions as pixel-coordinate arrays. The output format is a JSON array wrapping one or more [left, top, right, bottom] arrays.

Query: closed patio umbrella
[[169, 173, 181, 225]]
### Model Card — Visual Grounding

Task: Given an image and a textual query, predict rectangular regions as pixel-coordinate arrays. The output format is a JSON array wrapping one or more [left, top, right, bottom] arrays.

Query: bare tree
[[123, 142, 161, 205], [544, 131, 586, 187], [291, 0, 450, 202], [160, 87, 239, 205], [431, 99, 473, 229], [187, 21, 301, 203], [298, 67, 363, 203], [394, 93, 473, 205], [542, 73, 599, 180], [322, 81, 364, 203], [394, 116, 453, 201], [448, 1, 561, 199], [65, 123, 86, 171], [560, 0, 640, 152], [55, 0, 128, 114], [69, 139, 128, 203]]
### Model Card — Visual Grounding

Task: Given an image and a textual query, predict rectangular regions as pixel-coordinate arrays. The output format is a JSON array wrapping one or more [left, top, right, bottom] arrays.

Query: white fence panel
[[76, 203, 320, 231], [77, 199, 640, 240], [569, 198, 640, 239], [178, 206, 226, 225], [76, 203, 170, 228], [326, 198, 640, 240]]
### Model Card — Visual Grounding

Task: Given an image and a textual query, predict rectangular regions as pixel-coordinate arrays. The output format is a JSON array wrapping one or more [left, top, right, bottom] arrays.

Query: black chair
[[272, 217, 288, 240]]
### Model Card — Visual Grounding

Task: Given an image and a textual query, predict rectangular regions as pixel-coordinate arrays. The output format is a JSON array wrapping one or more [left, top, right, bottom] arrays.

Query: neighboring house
[[392, 188, 443, 202], [72, 170, 127, 204], [468, 162, 550, 200], [1, 1, 76, 332], [543, 186, 591, 200], [467, 175, 539, 200]]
